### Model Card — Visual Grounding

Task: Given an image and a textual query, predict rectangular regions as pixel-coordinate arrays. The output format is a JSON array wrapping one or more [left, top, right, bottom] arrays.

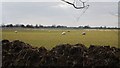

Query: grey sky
[[2, 2, 118, 27], [1, 0, 120, 2]]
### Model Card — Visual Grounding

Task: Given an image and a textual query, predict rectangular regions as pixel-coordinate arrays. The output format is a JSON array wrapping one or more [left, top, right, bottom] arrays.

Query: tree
[[51, 25, 56, 28], [6, 24, 13, 27], [26, 24, 34, 28], [35, 24, 39, 28], [84, 25, 90, 28], [39, 24, 44, 28], [20, 24, 25, 28]]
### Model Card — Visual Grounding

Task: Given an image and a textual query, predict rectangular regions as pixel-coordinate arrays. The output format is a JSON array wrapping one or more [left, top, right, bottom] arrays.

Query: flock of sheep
[[62, 31, 86, 35], [15, 30, 86, 35]]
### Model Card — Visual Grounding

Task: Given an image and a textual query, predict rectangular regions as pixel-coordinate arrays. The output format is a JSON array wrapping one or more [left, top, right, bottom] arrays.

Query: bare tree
[[61, 0, 90, 22], [61, 0, 89, 9]]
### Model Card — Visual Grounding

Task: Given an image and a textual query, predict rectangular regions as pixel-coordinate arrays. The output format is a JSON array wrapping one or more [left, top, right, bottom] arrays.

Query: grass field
[[2, 28, 119, 49]]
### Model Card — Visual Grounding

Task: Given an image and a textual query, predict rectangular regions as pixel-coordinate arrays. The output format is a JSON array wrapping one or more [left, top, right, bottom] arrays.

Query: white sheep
[[82, 32, 86, 35], [15, 31, 18, 33], [62, 32, 66, 35]]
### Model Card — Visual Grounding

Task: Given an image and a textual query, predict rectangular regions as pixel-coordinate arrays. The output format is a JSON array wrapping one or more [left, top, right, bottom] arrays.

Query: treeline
[[1, 24, 119, 29], [1, 24, 67, 28]]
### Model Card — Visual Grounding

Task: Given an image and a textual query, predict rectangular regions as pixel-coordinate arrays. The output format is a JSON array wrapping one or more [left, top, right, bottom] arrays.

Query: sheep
[[82, 32, 86, 35], [62, 32, 66, 35], [15, 31, 18, 33]]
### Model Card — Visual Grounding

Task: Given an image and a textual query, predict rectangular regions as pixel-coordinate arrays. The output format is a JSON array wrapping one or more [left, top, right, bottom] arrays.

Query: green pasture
[[2, 28, 119, 49]]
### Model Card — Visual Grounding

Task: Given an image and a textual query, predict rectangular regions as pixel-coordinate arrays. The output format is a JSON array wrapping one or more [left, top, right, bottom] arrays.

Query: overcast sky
[[1, 0, 119, 27], [1, 0, 120, 2]]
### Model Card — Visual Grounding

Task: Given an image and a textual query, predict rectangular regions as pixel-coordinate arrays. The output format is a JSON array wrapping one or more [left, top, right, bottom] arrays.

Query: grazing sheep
[[62, 32, 66, 35], [15, 31, 18, 33], [82, 32, 86, 35]]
